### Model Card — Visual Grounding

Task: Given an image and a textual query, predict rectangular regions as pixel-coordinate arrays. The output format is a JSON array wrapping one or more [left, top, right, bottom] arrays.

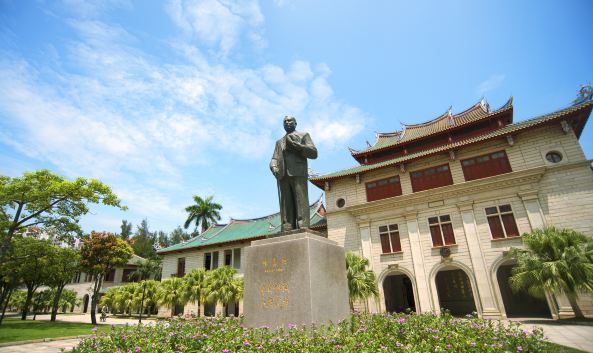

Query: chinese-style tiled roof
[[311, 99, 593, 187], [157, 198, 326, 254], [351, 98, 513, 156]]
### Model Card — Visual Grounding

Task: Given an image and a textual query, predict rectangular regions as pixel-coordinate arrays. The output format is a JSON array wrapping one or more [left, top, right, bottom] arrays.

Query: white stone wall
[[326, 123, 593, 318]]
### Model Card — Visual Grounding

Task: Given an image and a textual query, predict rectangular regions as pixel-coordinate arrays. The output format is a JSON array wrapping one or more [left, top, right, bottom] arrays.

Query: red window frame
[[485, 205, 520, 239], [379, 224, 402, 253], [366, 176, 403, 202], [428, 215, 456, 247], [461, 150, 512, 181], [410, 164, 453, 192]]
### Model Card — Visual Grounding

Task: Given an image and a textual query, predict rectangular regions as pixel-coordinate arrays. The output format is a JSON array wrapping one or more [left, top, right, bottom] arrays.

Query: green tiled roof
[[351, 98, 513, 156], [157, 199, 326, 254], [311, 100, 593, 185]]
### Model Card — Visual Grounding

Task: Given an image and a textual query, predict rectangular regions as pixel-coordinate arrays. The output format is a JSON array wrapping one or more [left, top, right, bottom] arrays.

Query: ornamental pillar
[[458, 202, 501, 319], [519, 191, 575, 319], [405, 212, 433, 313], [358, 220, 379, 313]]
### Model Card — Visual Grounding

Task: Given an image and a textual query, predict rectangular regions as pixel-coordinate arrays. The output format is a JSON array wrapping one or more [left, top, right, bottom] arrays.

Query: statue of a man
[[270, 116, 318, 232]]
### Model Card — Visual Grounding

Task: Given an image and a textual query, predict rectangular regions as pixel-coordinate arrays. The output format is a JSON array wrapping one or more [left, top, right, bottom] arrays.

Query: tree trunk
[[21, 287, 35, 320], [197, 299, 201, 317], [0, 288, 14, 325], [90, 277, 102, 325], [51, 285, 65, 322], [33, 294, 42, 320], [566, 293, 585, 319]]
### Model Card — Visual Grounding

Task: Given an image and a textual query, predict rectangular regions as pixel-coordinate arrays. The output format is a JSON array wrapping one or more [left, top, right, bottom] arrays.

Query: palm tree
[[184, 268, 209, 317], [131, 259, 162, 323], [345, 251, 379, 312], [204, 266, 243, 316], [115, 284, 137, 315], [157, 277, 187, 317], [506, 226, 593, 319], [99, 287, 119, 314], [184, 195, 222, 234]]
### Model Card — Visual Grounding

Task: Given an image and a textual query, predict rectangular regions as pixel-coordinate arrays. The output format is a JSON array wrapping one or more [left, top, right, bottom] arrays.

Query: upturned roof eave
[[351, 104, 513, 158], [312, 100, 593, 187]]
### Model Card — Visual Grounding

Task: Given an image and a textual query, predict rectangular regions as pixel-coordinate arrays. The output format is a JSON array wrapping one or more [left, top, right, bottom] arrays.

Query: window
[[122, 269, 136, 282], [461, 150, 512, 181], [410, 164, 453, 192], [545, 151, 563, 163], [233, 248, 241, 269], [104, 269, 116, 282], [177, 257, 186, 277], [379, 224, 402, 253], [428, 215, 455, 247], [485, 204, 520, 239], [366, 176, 402, 202], [204, 252, 219, 270], [224, 250, 232, 266]]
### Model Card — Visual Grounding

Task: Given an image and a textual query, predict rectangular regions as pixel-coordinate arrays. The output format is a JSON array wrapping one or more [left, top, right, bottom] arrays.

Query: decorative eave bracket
[[561, 120, 572, 134], [506, 135, 515, 146]]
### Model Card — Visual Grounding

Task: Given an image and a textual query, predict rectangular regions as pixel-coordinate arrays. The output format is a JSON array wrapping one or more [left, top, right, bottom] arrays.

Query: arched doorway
[[82, 295, 89, 313], [497, 265, 551, 318], [383, 273, 416, 313], [435, 269, 477, 316], [204, 302, 216, 317]]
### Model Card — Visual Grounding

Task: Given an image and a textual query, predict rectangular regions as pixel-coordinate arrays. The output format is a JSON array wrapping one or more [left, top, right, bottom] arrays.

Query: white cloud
[[166, 0, 265, 57], [0, 2, 368, 229], [476, 74, 505, 96]]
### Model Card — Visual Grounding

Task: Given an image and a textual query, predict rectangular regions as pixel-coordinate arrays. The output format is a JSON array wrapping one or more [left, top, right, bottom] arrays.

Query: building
[[157, 199, 327, 316], [65, 254, 151, 313], [310, 97, 593, 319]]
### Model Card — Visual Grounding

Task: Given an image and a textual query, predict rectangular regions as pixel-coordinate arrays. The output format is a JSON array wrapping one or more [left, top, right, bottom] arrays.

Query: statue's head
[[283, 116, 297, 134]]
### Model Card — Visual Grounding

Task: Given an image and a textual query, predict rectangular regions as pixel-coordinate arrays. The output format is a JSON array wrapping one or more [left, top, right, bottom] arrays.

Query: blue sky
[[1, 0, 592, 235]]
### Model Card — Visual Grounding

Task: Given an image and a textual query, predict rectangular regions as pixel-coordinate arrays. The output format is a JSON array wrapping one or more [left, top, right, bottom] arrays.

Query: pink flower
[[135, 348, 141, 352], [517, 347, 523, 351]]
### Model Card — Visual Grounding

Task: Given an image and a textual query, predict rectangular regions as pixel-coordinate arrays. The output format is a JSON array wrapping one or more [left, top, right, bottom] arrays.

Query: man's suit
[[270, 131, 317, 231]]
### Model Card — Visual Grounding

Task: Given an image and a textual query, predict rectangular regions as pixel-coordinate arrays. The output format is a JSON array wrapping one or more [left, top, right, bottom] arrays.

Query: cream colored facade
[[323, 123, 593, 319]]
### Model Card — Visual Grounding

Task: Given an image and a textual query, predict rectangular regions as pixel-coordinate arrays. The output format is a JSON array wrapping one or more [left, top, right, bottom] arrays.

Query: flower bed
[[72, 313, 556, 352]]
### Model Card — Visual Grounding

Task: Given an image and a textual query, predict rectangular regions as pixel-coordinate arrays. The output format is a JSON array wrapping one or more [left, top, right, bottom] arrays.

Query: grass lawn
[[547, 342, 588, 353], [0, 318, 111, 344]]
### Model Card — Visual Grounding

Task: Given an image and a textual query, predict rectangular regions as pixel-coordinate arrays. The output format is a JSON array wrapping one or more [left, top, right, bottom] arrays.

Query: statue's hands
[[286, 133, 303, 151], [271, 166, 280, 178]]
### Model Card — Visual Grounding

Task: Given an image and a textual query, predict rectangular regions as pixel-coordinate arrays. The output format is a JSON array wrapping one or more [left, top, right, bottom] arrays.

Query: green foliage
[[0, 170, 125, 259], [79, 231, 133, 324], [157, 277, 187, 316], [204, 266, 243, 309], [120, 220, 133, 241], [71, 313, 563, 353], [183, 268, 208, 316], [0, 318, 111, 344], [507, 226, 593, 318], [45, 246, 80, 288], [131, 219, 157, 259], [345, 251, 379, 311], [170, 226, 191, 245], [183, 195, 222, 234]]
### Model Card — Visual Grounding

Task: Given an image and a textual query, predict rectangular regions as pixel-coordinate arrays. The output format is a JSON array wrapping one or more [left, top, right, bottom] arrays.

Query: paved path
[[27, 313, 152, 326], [0, 338, 80, 353], [512, 318, 593, 352]]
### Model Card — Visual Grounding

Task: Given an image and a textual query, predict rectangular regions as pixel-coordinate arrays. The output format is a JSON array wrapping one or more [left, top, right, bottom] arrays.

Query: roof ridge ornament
[[480, 97, 490, 112], [573, 83, 593, 105]]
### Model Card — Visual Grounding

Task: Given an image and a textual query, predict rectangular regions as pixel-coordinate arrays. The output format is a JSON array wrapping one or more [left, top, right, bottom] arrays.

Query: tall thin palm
[[184, 195, 222, 234], [345, 251, 379, 312], [157, 277, 187, 317], [132, 259, 162, 323], [184, 268, 209, 317], [205, 267, 243, 315], [507, 226, 593, 318]]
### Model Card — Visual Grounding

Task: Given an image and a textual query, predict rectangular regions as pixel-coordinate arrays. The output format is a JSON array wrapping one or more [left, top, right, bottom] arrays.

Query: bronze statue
[[270, 116, 318, 232]]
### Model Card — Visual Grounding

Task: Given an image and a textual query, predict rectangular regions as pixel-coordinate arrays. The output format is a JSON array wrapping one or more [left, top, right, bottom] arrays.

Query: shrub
[[72, 312, 556, 352]]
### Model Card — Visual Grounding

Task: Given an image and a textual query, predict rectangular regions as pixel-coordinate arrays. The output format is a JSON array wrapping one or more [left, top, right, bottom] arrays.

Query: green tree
[[0, 170, 125, 260], [80, 231, 133, 324], [116, 283, 138, 315], [58, 289, 80, 313], [99, 286, 119, 313], [184, 268, 209, 317], [345, 251, 379, 312], [131, 258, 162, 323], [183, 195, 222, 234], [45, 246, 79, 321], [170, 226, 191, 245], [157, 231, 170, 249], [507, 226, 593, 319], [120, 220, 133, 242], [134, 280, 159, 318], [204, 266, 243, 316], [12, 237, 53, 320], [131, 219, 156, 259], [157, 277, 187, 317]]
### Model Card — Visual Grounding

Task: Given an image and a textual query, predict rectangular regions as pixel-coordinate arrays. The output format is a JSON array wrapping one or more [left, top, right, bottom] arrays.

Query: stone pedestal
[[243, 230, 350, 328]]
